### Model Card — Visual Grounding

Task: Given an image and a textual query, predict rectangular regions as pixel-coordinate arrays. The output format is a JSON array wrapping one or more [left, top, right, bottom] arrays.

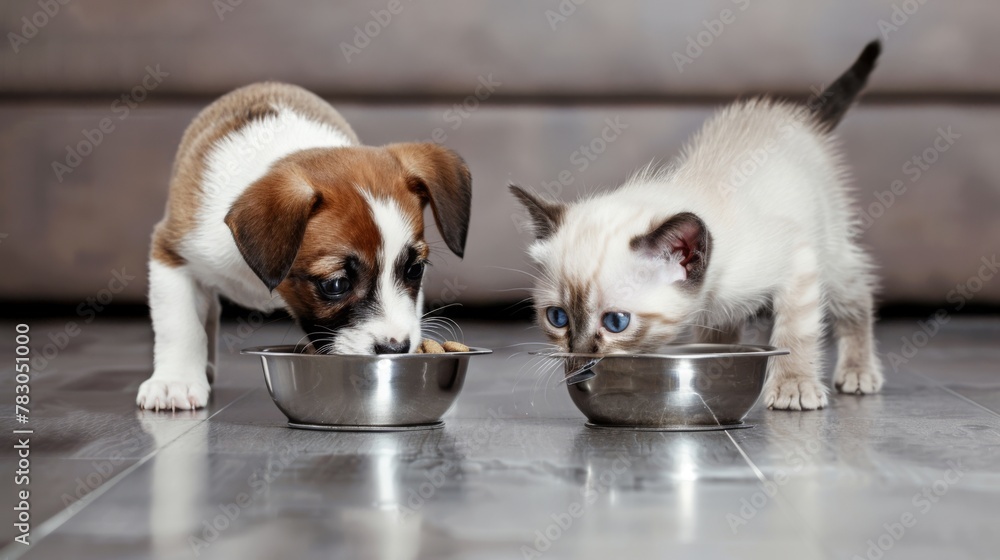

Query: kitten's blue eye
[[602, 312, 631, 333], [546, 307, 569, 328]]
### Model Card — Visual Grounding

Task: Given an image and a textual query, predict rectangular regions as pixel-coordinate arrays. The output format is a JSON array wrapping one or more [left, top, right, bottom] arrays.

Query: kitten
[[511, 41, 884, 411]]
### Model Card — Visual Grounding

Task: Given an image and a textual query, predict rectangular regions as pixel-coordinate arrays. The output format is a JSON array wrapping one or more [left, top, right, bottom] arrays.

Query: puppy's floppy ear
[[386, 143, 472, 258], [630, 212, 712, 286], [509, 185, 565, 240], [224, 169, 319, 292]]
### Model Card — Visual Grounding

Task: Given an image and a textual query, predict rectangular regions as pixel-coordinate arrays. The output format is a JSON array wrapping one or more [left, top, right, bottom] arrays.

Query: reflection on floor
[[1, 317, 998, 559]]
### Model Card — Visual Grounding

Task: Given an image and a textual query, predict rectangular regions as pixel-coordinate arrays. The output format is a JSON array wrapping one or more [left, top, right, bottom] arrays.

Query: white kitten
[[512, 41, 884, 411]]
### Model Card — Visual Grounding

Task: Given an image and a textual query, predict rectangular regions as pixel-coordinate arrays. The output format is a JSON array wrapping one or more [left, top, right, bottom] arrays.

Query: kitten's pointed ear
[[387, 142, 472, 258], [509, 185, 565, 240], [631, 212, 712, 286], [225, 170, 319, 292]]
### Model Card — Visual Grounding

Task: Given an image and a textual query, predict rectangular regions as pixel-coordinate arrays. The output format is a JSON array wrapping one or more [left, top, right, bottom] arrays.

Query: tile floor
[[1, 317, 998, 559]]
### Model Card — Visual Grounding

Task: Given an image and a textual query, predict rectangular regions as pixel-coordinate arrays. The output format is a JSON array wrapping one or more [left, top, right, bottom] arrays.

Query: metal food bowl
[[549, 344, 788, 431], [242, 345, 491, 431]]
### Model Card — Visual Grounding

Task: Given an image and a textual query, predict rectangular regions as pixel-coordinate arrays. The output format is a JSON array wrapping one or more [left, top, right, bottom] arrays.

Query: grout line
[[0, 388, 256, 560], [724, 430, 824, 546], [914, 373, 1000, 420], [939, 386, 1000, 420], [725, 430, 768, 483]]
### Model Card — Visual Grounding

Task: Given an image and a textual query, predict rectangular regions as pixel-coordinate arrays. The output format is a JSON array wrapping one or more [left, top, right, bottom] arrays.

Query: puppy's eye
[[546, 306, 568, 328], [317, 277, 351, 299], [602, 311, 630, 333], [405, 262, 425, 281]]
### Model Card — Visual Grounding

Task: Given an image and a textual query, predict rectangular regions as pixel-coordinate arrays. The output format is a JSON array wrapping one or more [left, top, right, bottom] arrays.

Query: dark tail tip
[[859, 40, 883, 65], [810, 40, 882, 133]]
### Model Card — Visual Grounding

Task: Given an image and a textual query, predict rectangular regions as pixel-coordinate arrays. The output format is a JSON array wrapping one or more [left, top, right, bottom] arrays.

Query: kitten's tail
[[810, 40, 882, 133]]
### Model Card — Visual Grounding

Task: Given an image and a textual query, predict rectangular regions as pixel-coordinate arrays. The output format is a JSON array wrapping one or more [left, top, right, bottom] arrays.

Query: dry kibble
[[415, 339, 469, 354], [421, 339, 445, 354], [442, 341, 470, 353]]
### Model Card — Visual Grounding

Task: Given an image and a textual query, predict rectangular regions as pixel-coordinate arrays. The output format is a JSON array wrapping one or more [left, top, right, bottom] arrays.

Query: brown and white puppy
[[138, 82, 472, 410]]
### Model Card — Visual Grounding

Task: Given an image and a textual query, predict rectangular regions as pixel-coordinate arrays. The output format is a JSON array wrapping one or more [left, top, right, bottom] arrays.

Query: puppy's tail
[[810, 40, 881, 133]]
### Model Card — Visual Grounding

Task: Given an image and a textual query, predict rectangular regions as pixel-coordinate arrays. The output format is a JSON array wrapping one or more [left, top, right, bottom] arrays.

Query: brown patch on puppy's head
[[225, 143, 472, 354]]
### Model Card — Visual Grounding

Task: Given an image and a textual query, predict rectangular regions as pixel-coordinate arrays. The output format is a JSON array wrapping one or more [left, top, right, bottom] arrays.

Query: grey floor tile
[[1, 317, 998, 559], [0, 457, 141, 546]]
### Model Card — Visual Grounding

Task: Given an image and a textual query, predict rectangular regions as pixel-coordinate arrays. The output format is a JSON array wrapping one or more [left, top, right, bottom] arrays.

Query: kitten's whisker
[[489, 287, 535, 293], [502, 296, 537, 314], [483, 265, 557, 290], [541, 361, 567, 407], [506, 347, 559, 360], [512, 353, 555, 397], [533, 360, 563, 407], [501, 342, 560, 353], [555, 358, 601, 386]]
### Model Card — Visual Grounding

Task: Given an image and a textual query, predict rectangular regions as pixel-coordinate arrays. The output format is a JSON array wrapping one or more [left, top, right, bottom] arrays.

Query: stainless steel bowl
[[242, 345, 491, 431], [548, 344, 788, 431]]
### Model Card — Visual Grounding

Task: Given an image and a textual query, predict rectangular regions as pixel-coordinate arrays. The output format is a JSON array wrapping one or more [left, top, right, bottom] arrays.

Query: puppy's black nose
[[373, 339, 410, 355]]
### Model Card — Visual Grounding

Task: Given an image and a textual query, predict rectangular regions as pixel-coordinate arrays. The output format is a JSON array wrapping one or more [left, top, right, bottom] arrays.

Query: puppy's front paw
[[137, 377, 210, 411], [763, 376, 828, 411], [835, 364, 884, 395]]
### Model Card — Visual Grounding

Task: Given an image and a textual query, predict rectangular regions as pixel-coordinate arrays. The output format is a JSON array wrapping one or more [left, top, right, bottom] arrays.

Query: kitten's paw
[[835, 364, 884, 394], [137, 376, 210, 411], [763, 376, 828, 411]]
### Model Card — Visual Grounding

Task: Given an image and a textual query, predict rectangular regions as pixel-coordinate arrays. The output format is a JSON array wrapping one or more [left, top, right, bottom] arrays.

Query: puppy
[[138, 82, 472, 410]]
